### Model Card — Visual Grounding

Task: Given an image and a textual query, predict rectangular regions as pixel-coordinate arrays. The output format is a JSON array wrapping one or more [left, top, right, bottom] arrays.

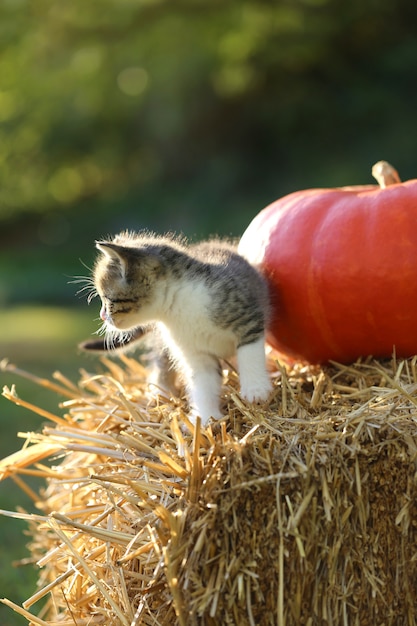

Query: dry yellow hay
[[2, 352, 417, 625]]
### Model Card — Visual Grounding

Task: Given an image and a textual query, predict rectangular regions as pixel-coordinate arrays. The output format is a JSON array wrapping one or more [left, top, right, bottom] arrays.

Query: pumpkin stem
[[372, 161, 401, 188]]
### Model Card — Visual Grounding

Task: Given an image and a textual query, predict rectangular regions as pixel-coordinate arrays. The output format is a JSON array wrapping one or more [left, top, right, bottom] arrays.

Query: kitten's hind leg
[[184, 353, 223, 427], [237, 336, 272, 405]]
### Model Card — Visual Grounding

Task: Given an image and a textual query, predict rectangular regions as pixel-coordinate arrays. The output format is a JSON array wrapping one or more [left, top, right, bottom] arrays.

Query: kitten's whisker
[[73, 284, 90, 292], [96, 323, 107, 337], [69, 276, 98, 302], [70, 275, 93, 283], [69, 276, 95, 287], [77, 290, 98, 303], [97, 326, 136, 352], [78, 258, 93, 273]]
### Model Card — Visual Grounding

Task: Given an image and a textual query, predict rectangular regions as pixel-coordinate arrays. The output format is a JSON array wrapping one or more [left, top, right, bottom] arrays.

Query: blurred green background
[[1, 0, 417, 622]]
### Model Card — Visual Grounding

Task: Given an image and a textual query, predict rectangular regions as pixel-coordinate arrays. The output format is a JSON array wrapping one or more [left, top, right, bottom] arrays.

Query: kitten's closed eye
[[109, 298, 137, 304], [106, 298, 137, 314]]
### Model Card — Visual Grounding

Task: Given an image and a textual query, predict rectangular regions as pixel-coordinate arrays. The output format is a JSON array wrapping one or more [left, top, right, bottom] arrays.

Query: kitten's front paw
[[189, 408, 223, 428], [240, 378, 273, 404]]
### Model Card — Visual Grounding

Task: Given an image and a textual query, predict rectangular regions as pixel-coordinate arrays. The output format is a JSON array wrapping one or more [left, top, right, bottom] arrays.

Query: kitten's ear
[[96, 240, 164, 278], [95, 241, 126, 261], [96, 241, 129, 276]]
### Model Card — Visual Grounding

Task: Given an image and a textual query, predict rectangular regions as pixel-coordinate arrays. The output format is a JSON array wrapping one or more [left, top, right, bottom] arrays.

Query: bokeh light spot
[[48, 167, 83, 204], [117, 67, 149, 97]]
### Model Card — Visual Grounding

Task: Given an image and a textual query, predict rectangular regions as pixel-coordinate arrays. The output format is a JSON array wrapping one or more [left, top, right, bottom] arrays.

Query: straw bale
[[2, 354, 417, 625]]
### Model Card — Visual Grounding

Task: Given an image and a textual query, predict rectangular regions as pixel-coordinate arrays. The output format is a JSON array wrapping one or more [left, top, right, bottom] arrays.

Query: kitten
[[83, 231, 272, 426]]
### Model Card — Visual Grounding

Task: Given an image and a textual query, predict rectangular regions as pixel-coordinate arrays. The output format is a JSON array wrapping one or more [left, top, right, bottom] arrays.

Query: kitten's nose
[[100, 306, 107, 321]]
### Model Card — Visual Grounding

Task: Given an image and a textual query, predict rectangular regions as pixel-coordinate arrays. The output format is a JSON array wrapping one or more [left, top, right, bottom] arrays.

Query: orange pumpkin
[[238, 162, 417, 364]]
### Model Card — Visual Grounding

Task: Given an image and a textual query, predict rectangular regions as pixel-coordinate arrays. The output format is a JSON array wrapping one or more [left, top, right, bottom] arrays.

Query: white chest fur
[[158, 278, 237, 359]]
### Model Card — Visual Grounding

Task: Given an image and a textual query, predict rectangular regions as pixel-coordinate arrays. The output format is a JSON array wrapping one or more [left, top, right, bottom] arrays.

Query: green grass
[[0, 305, 101, 625]]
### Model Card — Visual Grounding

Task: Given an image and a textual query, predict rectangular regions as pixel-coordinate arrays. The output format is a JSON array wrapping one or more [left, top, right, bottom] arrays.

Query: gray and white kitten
[[84, 231, 272, 426]]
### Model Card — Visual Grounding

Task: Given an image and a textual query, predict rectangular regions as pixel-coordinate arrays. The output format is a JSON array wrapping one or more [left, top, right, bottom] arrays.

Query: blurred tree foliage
[[1, 0, 417, 241]]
